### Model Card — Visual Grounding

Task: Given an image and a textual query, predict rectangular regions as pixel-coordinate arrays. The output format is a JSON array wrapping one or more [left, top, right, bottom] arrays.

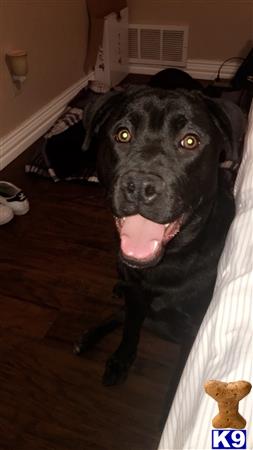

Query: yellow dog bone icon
[[204, 380, 252, 429]]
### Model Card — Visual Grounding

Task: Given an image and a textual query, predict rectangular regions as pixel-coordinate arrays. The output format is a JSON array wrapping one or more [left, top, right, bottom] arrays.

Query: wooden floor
[[0, 145, 180, 450]]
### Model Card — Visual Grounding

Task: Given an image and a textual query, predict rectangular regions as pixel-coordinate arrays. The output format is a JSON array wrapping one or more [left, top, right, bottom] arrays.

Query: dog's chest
[[121, 245, 218, 315]]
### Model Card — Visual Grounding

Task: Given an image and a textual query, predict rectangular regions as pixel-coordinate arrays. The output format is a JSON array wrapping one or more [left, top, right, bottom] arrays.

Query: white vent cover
[[129, 24, 188, 67]]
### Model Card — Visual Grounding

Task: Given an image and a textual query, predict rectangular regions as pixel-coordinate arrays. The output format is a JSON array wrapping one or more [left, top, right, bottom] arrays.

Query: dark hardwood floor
[[0, 145, 180, 450]]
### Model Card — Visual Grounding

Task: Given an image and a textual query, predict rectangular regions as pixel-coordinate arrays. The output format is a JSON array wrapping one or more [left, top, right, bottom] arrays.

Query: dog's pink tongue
[[120, 214, 164, 260]]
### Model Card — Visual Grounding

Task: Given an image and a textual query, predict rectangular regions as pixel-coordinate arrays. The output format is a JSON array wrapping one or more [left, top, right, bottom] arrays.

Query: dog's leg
[[103, 292, 148, 386], [73, 309, 125, 354]]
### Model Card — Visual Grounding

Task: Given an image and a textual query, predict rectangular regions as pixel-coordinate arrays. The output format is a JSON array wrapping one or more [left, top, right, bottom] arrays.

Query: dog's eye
[[115, 128, 132, 143], [180, 134, 200, 150]]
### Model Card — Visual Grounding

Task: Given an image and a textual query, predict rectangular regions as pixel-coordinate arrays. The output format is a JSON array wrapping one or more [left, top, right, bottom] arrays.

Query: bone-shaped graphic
[[204, 380, 252, 429]]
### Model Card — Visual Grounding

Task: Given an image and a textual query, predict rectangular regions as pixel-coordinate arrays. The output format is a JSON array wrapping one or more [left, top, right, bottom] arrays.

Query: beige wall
[[128, 0, 253, 60], [1, 1, 252, 139], [0, 0, 89, 137]]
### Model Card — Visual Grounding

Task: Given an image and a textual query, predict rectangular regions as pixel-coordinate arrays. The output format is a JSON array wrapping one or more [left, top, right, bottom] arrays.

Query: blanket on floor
[[25, 88, 103, 183]]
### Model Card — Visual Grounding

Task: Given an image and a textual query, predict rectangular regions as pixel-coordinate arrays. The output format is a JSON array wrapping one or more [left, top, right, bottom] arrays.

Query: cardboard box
[[84, 0, 127, 73]]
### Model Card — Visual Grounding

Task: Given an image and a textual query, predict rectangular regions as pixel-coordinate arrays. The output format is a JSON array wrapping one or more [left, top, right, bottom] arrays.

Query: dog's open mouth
[[114, 214, 183, 268]]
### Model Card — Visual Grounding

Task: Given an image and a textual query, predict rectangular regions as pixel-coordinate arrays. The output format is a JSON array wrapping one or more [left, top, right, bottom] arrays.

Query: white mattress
[[158, 103, 253, 450]]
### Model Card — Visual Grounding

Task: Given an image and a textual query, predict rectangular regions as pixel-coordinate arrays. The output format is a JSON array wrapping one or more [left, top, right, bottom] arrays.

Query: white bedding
[[158, 103, 253, 450]]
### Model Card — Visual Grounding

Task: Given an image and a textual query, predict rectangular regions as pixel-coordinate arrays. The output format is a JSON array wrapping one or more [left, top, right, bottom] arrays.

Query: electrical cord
[[215, 56, 245, 82]]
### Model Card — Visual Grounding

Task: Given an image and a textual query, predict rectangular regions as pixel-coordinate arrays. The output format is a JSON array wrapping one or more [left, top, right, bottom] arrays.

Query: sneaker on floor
[[0, 204, 14, 225], [0, 181, 29, 215]]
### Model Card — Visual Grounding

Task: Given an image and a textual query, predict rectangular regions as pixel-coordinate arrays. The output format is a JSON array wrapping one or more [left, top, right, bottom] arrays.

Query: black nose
[[121, 171, 165, 204]]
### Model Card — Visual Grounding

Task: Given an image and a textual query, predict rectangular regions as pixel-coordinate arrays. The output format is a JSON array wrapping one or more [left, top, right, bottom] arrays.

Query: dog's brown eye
[[115, 128, 131, 143], [180, 134, 200, 150]]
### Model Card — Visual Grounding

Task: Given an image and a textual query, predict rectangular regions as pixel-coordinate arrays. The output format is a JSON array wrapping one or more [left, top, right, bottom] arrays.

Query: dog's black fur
[[149, 67, 203, 92], [77, 82, 245, 387]]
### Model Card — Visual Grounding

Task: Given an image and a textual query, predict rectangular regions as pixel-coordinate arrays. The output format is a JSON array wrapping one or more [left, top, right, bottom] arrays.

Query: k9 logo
[[212, 430, 246, 449]]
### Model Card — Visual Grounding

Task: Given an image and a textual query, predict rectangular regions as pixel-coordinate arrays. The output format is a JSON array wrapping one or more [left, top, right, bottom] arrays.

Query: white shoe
[[0, 181, 29, 215], [0, 204, 14, 225]]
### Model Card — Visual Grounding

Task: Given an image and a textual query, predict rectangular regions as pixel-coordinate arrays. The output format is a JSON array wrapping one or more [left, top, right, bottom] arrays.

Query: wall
[[128, 0, 253, 60], [0, 0, 89, 137], [1, 1, 252, 140]]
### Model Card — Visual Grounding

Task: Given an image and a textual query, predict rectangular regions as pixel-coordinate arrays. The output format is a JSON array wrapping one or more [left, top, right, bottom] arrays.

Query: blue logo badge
[[212, 430, 247, 449]]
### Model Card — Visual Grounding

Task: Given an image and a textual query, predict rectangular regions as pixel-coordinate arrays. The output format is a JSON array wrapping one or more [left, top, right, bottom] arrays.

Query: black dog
[[149, 67, 203, 91], [76, 87, 245, 386]]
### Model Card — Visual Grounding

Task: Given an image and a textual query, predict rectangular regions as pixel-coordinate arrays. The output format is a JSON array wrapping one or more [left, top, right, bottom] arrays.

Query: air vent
[[129, 24, 188, 67], [129, 27, 138, 59]]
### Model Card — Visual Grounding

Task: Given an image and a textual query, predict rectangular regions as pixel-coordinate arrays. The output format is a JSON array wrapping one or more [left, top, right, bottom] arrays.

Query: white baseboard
[[129, 58, 240, 81], [0, 72, 94, 170]]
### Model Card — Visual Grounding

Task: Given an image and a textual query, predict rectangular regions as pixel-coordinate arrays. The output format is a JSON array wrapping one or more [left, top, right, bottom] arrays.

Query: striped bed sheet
[[158, 102, 253, 450]]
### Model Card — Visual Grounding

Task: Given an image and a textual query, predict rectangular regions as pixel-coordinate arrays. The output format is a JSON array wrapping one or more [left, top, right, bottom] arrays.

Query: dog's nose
[[122, 172, 165, 204]]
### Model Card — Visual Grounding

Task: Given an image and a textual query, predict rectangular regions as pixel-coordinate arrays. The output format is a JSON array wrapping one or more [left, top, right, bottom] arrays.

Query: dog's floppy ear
[[204, 97, 246, 163], [82, 90, 123, 151]]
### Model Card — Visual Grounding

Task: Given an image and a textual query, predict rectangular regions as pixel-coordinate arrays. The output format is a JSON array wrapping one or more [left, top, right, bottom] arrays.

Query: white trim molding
[[129, 58, 240, 81], [0, 72, 94, 170]]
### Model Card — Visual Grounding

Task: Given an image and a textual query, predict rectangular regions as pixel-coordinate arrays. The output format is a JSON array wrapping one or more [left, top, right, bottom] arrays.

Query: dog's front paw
[[102, 353, 135, 386]]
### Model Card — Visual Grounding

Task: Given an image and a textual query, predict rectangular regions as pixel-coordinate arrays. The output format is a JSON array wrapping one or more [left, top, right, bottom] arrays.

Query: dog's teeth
[[152, 240, 159, 251], [114, 216, 125, 225], [165, 223, 170, 229]]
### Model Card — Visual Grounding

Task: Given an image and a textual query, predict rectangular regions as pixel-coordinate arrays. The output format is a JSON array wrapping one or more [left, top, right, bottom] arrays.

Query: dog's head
[[82, 87, 245, 269]]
